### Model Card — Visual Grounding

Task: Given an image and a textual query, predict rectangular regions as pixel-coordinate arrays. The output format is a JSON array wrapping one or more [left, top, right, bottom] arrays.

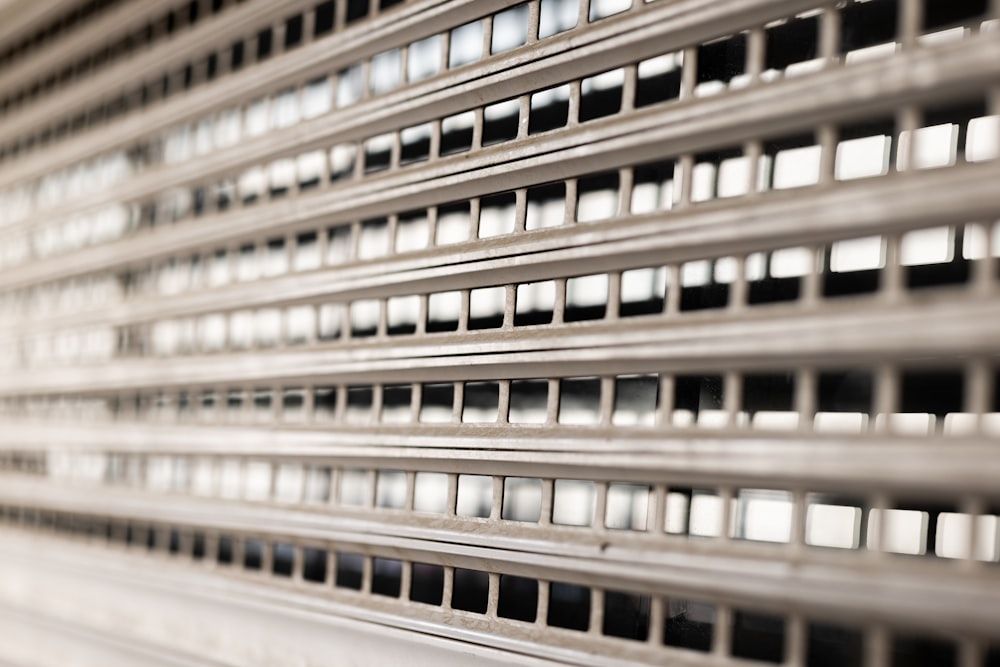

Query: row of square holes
[[70, 447, 1000, 561], [1, 505, 997, 666], [0, 0, 243, 122], [93, 453, 1000, 562], [8, 366, 1000, 435], [0, 0, 623, 192], [0, 0, 611, 234], [119, 95, 1000, 302], [15, 0, 997, 268], [0, 0, 409, 164], [118, 221, 999, 363]]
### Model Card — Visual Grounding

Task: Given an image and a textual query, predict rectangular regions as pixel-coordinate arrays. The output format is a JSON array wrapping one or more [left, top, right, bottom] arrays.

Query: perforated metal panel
[[1, 0, 999, 665]]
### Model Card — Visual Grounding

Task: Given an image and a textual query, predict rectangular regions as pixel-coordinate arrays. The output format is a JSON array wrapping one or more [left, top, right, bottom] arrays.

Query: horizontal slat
[[3, 33, 998, 292], [3, 291, 998, 393], [3, 477, 999, 639], [6, 422, 1000, 496]]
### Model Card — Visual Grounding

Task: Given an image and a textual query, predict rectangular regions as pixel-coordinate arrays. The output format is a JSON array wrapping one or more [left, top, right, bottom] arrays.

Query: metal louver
[[0, 0, 999, 665]]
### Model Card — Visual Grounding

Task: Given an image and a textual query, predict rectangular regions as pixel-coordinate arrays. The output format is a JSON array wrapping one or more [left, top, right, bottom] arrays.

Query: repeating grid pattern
[[1, 0, 1000, 665]]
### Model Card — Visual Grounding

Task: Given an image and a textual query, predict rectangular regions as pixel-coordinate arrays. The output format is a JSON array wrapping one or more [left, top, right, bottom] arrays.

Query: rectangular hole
[[636, 53, 682, 107], [529, 85, 570, 134], [697, 33, 747, 96], [840, 0, 898, 60], [346, 0, 367, 23], [370, 49, 402, 95], [606, 483, 649, 530], [335, 552, 365, 589], [891, 634, 957, 667], [509, 379, 548, 424], [552, 480, 596, 526], [326, 225, 354, 267], [619, 267, 666, 317], [381, 384, 412, 423], [349, 299, 380, 338], [502, 477, 542, 522], [427, 291, 462, 332], [282, 387, 305, 421], [395, 209, 432, 253], [285, 14, 302, 49], [375, 470, 407, 509], [806, 493, 864, 549], [492, 3, 530, 54], [363, 134, 393, 173], [420, 383, 454, 423], [731, 610, 786, 664], [899, 369, 964, 434], [435, 201, 472, 245], [750, 248, 808, 304], [577, 171, 620, 222], [603, 590, 650, 640], [468, 286, 505, 329], [217, 535, 234, 564], [483, 99, 520, 146], [452, 568, 489, 613], [410, 563, 444, 605], [869, 507, 930, 555], [449, 21, 483, 68], [580, 68, 623, 122], [631, 160, 675, 213], [565, 274, 608, 321], [243, 538, 263, 570], [329, 144, 357, 181], [672, 375, 724, 428], [548, 582, 590, 631], [764, 14, 819, 77], [302, 547, 328, 583], [526, 182, 566, 230], [339, 468, 371, 506], [313, 386, 337, 421], [515, 281, 556, 326], [612, 374, 658, 426], [304, 466, 332, 503], [663, 599, 715, 651], [408, 35, 442, 82], [806, 622, 864, 667], [440, 111, 475, 155], [345, 386, 374, 424], [498, 575, 537, 622], [903, 226, 968, 290], [743, 373, 796, 429], [400, 123, 432, 165], [413, 472, 449, 513], [680, 260, 730, 311], [314, 1, 335, 36], [558, 377, 601, 425], [456, 474, 492, 518], [462, 381, 499, 423], [539, 0, 577, 38], [733, 489, 793, 542], [835, 117, 895, 180], [386, 295, 419, 336], [372, 557, 402, 597], [272, 543, 295, 576], [479, 192, 516, 238]]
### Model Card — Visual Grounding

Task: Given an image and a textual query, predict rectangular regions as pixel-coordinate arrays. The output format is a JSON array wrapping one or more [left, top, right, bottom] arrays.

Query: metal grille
[[1, 0, 999, 664]]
